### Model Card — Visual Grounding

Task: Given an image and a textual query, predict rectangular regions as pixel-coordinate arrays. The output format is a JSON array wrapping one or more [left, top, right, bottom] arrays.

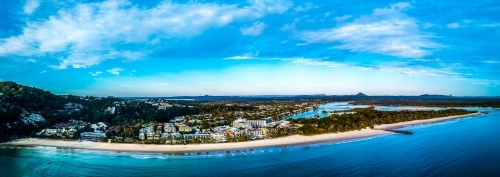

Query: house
[[146, 132, 154, 140], [97, 122, 108, 129], [68, 129, 78, 137], [153, 134, 161, 140], [179, 126, 192, 132], [42, 129, 58, 136], [105, 107, 116, 114], [139, 132, 145, 140], [174, 116, 185, 122], [156, 123, 163, 133], [164, 123, 177, 133]]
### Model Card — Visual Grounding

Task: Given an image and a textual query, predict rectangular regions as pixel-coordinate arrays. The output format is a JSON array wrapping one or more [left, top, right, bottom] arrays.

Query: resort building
[[232, 118, 249, 128], [81, 132, 106, 141], [247, 120, 267, 128], [210, 132, 227, 143], [183, 134, 211, 140]]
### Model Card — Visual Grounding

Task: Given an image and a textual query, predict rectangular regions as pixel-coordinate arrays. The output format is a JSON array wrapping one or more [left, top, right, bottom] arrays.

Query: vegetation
[[352, 99, 500, 108], [0, 81, 257, 142], [291, 107, 477, 135], [0, 81, 489, 142]]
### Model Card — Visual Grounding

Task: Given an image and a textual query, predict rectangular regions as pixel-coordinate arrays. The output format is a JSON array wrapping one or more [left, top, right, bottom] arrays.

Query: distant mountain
[[420, 94, 452, 97], [354, 92, 368, 97]]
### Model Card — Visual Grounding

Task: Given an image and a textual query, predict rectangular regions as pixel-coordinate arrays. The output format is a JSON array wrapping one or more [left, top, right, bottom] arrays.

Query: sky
[[0, 0, 499, 96]]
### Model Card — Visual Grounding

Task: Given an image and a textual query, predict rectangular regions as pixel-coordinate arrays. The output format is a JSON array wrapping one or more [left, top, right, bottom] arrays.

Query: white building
[[164, 123, 177, 133], [247, 120, 267, 128], [81, 132, 106, 141], [106, 107, 116, 114], [211, 132, 227, 143], [232, 118, 248, 128], [139, 132, 145, 140]]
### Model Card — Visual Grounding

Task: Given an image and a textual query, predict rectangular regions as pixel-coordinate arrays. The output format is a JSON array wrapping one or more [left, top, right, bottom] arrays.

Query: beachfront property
[[178, 126, 193, 132], [81, 132, 106, 141], [164, 123, 177, 133], [211, 132, 227, 143]]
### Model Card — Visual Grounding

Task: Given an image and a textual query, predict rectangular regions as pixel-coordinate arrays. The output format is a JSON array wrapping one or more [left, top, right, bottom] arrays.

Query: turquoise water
[[1, 108, 499, 177], [288, 102, 443, 119]]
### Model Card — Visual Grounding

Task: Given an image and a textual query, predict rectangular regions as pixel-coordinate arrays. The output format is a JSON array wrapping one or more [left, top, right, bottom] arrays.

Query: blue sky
[[0, 0, 499, 96]]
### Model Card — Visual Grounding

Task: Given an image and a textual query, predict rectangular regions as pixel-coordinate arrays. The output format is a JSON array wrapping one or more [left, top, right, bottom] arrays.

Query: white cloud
[[446, 23, 461, 28], [483, 60, 500, 64], [324, 12, 331, 17], [333, 15, 352, 22], [224, 52, 259, 59], [422, 22, 435, 29], [40, 70, 46, 74], [27, 59, 37, 63], [240, 22, 267, 36], [281, 18, 300, 31], [129, 70, 137, 75], [107, 67, 124, 75], [0, 0, 292, 69], [291, 59, 345, 68], [23, 0, 40, 15], [89, 71, 103, 76], [479, 23, 500, 27], [298, 2, 442, 58], [294, 3, 313, 12]]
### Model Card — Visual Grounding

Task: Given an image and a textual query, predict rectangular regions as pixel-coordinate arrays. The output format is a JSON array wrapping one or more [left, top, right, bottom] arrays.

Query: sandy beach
[[0, 113, 481, 153]]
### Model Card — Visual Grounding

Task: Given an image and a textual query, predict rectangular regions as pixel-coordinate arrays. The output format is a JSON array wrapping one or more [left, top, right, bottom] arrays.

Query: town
[[36, 98, 326, 145]]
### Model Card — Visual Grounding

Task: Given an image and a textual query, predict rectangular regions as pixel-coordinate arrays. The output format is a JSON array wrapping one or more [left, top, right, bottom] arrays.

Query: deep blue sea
[[1, 106, 499, 177]]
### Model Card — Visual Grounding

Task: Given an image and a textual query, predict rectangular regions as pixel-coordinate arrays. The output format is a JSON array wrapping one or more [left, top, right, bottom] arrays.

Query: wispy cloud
[[0, 0, 293, 69], [333, 15, 352, 22], [40, 70, 46, 74], [241, 22, 267, 36], [107, 68, 124, 75], [89, 71, 103, 76], [298, 2, 442, 58], [294, 3, 314, 12], [479, 23, 500, 27], [224, 52, 260, 60], [23, 0, 40, 15], [483, 60, 500, 64], [291, 59, 345, 68], [27, 59, 37, 63], [446, 22, 461, 28]]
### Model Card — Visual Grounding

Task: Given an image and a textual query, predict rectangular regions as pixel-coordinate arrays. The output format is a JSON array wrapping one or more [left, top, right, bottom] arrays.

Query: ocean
[[1, 106, 499, 177]]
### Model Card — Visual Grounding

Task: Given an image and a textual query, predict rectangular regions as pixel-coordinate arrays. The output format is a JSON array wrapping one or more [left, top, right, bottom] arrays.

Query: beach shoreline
[[0, 113, 481, 153]]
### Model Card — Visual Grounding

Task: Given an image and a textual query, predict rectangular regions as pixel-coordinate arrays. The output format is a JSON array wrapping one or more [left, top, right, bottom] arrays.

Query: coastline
[[0, 113, 481, 153], [374, 112, 482, 130]]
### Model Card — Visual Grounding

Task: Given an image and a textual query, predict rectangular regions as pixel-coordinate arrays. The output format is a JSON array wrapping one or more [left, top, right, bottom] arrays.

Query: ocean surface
[[1, 105, 499, 177]]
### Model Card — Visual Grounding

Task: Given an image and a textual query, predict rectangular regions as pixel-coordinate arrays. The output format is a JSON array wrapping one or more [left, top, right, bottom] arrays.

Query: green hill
[[0, 81, 121, 141]]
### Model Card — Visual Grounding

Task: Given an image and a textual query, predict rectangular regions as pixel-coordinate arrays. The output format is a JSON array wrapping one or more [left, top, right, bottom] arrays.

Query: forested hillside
[[0, 81, 256, 141]]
